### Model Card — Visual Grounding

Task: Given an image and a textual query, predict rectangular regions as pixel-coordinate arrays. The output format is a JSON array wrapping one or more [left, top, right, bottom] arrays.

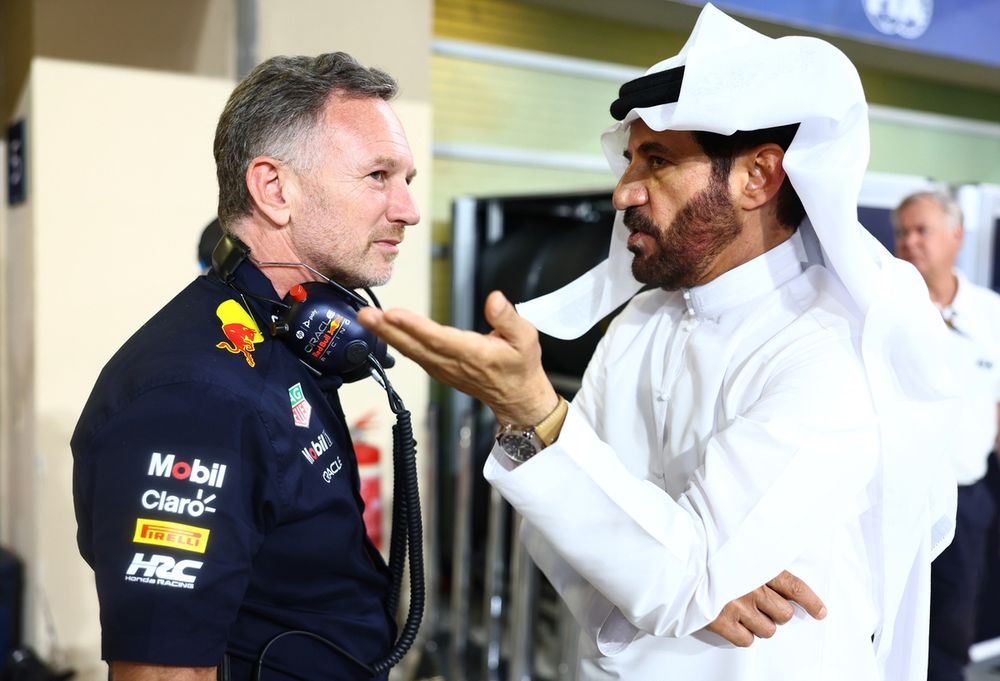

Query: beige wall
[[1, 2, 433, 679], [9, 58, 234, 679], [1, 73, 36, 642], [258, 0, 432, 101], [33, 0, 234, 78]]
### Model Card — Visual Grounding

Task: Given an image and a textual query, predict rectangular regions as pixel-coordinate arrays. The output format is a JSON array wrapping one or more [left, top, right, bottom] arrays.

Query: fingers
[[705, 602, 755, 647], [755, 585, 795, 625], [357, 306, 462, 375], [359, 306, 466, 357], [766, 571, 827, 620], [733, 596, 779, 640], [705, 573, 825, 649]]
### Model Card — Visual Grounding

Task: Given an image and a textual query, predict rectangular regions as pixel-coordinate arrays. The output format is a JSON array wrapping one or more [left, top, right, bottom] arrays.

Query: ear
[[245, 156, 294, 227], [734, 144, 787, 212], [953, 221, 965, 244]]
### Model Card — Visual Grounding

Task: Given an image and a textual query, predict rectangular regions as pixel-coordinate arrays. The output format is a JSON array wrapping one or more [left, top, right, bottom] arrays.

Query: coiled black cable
[[371, 407, 424, 674], [248, 358, 424, 680]]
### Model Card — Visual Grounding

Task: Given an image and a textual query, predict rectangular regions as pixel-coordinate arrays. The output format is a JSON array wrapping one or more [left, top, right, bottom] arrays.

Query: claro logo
[[147, 452, 227, 488], [142, 488, 217, 518]]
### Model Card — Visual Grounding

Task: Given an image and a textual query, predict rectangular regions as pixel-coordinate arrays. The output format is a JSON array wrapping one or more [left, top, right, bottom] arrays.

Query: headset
[[211, 234, 424, 680]]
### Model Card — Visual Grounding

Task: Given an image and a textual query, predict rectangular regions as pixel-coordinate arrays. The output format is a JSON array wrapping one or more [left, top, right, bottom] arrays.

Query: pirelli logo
[[132, 518, 210, 554]]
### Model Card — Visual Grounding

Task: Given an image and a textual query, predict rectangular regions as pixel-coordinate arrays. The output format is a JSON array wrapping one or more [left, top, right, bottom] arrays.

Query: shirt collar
[[947, 269, 970, 315], [682, 234, 804, 320]]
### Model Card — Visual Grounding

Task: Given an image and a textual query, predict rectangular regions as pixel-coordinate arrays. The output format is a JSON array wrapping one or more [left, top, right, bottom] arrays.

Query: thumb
[[484, 290, 527, 339]]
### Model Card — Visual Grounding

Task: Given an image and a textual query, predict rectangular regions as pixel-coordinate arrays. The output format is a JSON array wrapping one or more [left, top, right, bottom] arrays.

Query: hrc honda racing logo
[[133, 518, 210, 554], [147, 452, 227, 488], [301, 431, 334, 464], [125, 553, 202, 589]]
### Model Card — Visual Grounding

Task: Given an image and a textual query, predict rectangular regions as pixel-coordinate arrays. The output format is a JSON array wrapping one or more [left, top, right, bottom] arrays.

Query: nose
[[899, 230, 921, 253], [612, 172, 648, 211], [389, 181, 421, 226]]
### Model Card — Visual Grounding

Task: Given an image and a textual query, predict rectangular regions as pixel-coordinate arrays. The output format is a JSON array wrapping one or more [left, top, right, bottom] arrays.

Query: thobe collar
[[681, 235, 803, 321]]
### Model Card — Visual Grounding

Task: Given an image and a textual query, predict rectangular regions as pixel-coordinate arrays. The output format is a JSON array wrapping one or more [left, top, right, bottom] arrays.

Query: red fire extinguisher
[[352, 411, 382, 550]]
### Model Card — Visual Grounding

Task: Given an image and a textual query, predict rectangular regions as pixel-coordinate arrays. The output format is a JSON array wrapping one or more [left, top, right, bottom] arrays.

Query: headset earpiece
[[210, 233, 390, 381], [211, 233, 251, 284], [271, 281, 390, 381]]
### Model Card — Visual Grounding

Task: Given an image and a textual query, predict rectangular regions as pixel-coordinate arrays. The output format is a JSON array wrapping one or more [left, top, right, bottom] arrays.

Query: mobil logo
[[147, 452, 227, 488], [301, 431, 334, 464]]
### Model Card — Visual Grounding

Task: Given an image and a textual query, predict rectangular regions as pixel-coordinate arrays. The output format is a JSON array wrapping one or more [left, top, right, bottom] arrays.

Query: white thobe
[[486, 238, 885, 680], [943, 271, 1000, 485]]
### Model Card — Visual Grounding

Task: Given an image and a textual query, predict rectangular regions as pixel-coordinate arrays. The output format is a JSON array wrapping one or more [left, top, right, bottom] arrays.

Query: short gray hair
[[214, 52, 398, 229], [892, 190, 963, 232]]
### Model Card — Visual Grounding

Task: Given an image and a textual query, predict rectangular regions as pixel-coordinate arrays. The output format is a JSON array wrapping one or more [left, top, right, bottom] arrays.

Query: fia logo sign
[[863, 0, 933, 39]]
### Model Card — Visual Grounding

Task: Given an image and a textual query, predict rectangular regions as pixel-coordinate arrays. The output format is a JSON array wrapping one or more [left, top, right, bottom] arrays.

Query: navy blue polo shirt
[[72, 262, 394, 680]]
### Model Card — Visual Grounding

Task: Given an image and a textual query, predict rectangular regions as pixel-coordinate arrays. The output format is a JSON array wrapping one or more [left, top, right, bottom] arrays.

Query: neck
[[925, 270, 958, 308], [698, 218, 793, 286], [230, 220, 322, 298]]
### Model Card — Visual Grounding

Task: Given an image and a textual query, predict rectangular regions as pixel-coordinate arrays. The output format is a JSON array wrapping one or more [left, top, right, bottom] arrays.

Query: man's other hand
[[705, 570, 827, 647], [358, 290, 558, 425]]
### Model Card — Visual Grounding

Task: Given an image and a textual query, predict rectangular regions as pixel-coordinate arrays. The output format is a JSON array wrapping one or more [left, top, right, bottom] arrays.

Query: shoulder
[[960, 278, 1000, 313], [737, 266, 868, 399], [74, 276, 280, 447], [779, 265, 864, 346]]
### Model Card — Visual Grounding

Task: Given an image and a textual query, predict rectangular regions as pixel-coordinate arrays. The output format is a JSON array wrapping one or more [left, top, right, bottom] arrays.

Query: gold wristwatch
[[496, 397, 569, 463]]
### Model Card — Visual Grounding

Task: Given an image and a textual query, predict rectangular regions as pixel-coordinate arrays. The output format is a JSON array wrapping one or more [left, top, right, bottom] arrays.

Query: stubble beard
[[294, 182, 395, 290], [624, 175, 743, 290]]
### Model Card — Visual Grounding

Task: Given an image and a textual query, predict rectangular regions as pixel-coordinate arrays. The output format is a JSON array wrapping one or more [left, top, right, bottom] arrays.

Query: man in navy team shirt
[[72, 52, 420, 681]]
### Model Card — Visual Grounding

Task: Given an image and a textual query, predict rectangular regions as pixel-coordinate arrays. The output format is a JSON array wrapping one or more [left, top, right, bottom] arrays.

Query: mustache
[[372, 228, 406, 243], [623, 207, 658, 236]]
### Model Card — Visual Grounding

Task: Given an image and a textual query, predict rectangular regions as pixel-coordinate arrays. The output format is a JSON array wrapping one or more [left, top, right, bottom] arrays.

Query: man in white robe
[[360, 5, 958, 679]]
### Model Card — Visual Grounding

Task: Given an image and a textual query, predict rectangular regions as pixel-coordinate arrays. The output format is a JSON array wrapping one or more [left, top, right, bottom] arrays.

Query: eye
[[648, 155, 669, 169], [368, 170, 387, 182]]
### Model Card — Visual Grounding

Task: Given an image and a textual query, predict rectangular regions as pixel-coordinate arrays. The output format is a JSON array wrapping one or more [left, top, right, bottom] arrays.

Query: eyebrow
[[372, 156, 417, 181], [623, 141, 673, 160]]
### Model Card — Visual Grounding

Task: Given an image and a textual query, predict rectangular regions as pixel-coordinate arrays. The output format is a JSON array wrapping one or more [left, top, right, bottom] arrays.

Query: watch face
[[499, 432, 539, 462]]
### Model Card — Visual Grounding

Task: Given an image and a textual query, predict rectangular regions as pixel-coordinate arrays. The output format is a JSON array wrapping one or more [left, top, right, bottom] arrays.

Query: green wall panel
[[435, 0, 685, 67], [870, 119, 1000, 184], [433, 55, 619, 155]]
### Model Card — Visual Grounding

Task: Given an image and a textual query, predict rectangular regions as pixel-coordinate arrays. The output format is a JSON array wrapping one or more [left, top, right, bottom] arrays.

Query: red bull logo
[[215, 300, 264, 367]]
